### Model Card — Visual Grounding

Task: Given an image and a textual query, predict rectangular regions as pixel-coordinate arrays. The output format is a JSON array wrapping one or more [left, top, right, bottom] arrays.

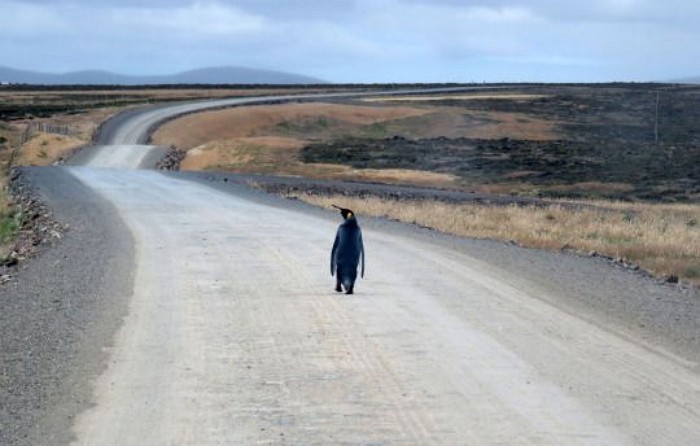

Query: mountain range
[[671, 76, 700, 84], [0, 66, 326, 85]]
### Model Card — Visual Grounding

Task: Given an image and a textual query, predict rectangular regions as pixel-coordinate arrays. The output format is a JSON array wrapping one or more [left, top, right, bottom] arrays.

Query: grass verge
[[0, 207, 21, 243], [286, 192, 700, 286], [0, 189, 22, 259]]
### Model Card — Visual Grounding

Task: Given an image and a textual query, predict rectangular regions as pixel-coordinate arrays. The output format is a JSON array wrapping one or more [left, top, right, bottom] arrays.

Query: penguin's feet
[[345, 286, 354, 295], [335, 284, 342, 292]]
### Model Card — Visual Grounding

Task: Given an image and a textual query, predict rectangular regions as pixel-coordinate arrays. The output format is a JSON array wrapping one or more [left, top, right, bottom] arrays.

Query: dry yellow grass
[[183, 137, 306, 173], [17, 132, 84, 166], [6, 106, 124, 167], [285, 192, 700, 286], [152, 102, 432, 149], [186, 137, 458, 187]]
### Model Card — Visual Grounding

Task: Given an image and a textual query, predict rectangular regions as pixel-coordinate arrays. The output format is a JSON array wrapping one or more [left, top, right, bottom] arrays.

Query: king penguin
[[330, 205, 365, 294]]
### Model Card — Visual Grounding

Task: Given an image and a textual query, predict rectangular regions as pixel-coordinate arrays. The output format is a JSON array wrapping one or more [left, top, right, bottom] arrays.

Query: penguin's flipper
[[359, 230, 365, 278], [330, 233, 339, 276]]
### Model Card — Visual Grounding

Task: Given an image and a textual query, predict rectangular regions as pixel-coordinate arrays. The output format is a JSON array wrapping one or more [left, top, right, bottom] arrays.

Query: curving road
[[4, 90, 700, 445]]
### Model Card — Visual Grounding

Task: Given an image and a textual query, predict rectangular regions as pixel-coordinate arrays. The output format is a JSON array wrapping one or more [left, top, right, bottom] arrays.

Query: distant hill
[[0, 66, 326, 85], [668, 76, 700, 84]]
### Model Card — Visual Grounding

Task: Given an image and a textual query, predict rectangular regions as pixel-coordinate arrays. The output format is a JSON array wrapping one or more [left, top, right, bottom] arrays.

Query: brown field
[[152, 100, 558, 187], [153, 102, 463, 186], [152, 102, 433, 148]]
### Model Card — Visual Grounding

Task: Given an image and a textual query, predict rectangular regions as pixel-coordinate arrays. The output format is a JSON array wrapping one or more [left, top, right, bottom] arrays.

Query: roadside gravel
[[0, 167, 134, 446]]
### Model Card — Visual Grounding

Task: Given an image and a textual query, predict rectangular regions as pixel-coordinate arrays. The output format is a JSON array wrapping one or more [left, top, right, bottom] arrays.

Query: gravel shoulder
[[0, 166, 134, 446]]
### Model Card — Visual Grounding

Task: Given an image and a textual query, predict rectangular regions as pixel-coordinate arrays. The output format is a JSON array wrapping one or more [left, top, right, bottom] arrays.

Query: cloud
[[1, 0, 700, 81], [0, 1, 73, 36], [0, 1, 265, 38], [110, 2, 266, 36], [399, 0, 700, 26]]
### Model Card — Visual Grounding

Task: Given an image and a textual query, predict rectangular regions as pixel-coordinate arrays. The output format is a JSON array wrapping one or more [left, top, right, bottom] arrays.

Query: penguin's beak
[[332, 204, 354, 219]]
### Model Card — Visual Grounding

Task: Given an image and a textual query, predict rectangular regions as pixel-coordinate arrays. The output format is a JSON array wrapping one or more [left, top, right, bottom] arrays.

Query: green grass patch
[[275, 116, 333, 135], [0, 208, 23, 244], [315, 116, 329, 128], [683, 264, 700, 279], [276, 121, 295, 133], [361, 122, 387, 138]]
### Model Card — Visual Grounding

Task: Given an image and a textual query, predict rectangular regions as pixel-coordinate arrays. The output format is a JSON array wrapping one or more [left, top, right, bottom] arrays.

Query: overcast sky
[[1, 0, 698, 82]]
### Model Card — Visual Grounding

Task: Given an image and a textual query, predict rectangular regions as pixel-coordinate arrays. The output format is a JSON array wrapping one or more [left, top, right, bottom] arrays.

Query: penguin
[[330, 205, 365, 295]]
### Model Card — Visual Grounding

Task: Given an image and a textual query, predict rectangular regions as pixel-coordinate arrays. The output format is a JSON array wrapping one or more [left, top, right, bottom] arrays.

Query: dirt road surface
[[63, 165, 700, 445], [3, 91, 700, 445]]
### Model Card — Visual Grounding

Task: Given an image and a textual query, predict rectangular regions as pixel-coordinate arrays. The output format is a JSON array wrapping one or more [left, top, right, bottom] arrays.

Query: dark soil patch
[[302, 84, 700, 202]]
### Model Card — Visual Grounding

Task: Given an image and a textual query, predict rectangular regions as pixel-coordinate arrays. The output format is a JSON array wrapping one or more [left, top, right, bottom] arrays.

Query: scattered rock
[[665, 274, 679, 284], [1, 168, 67, 282], [156, 145, 187, 171], [2, 255, 18, 267]]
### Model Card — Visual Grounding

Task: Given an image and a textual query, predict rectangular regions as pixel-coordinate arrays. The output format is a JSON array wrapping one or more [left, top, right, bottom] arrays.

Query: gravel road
[[2, 90, 700, 445], [64, 167, 700, 445]]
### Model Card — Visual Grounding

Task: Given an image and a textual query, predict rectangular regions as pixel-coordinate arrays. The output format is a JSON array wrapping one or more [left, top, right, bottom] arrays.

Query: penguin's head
[[332, 204, 354, 220]]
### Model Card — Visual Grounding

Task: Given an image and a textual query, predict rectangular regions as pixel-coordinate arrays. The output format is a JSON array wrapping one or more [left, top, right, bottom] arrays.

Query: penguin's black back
[[331, 214, 365, 286], [334, 218, 362, 266]]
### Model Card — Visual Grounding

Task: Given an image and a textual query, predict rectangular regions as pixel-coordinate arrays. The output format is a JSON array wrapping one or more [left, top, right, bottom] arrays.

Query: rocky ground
[[155, 145, 188, 171], [1, 168, 66, 283]]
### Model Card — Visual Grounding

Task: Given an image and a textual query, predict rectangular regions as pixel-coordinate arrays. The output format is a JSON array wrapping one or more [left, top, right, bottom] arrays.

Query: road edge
[[0, 166, 135, 446]]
